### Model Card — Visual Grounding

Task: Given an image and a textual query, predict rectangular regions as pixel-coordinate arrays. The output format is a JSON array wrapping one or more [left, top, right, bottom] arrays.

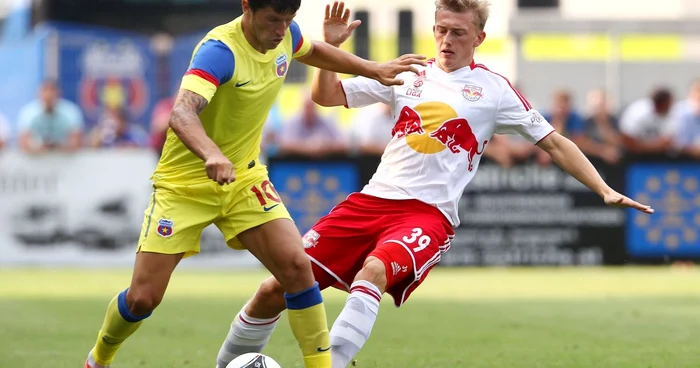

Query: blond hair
[[435, 0, 490, 30]]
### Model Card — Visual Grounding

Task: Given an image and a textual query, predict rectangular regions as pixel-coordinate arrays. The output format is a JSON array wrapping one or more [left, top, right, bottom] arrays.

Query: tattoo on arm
[[168, 89, 221, 161], [170, 89, 209, 128]]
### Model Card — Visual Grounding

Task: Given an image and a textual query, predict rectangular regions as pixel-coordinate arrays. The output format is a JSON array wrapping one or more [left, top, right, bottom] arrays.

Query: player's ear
[[475, 31, 486, 48], [241, 0, 251, 14]]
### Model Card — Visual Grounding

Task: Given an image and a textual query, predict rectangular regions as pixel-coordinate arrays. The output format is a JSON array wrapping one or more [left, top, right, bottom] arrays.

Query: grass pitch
[[1, 267, 699, 368]]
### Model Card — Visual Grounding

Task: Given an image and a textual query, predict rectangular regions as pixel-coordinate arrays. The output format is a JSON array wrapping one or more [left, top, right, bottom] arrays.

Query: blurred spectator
[[261, 102, 284, 159], [18, 80, 84, 153], [672, 79, 700, 158], [574, 89, 622, 164], [89, 107, 148, 148], [278, 95, 348, 157], [619, 87, 675, 155], [483, 134, 516, 167], [0, 112, 9, 150], [150, 94, 175, 155], [350, 103, 394, 155], [543, 89, 585, 137], [501, 84, 551, 166]]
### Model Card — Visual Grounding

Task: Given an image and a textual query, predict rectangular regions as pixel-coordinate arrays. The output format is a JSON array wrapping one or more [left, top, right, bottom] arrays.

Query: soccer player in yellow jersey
[[83, 1, 426, 367]]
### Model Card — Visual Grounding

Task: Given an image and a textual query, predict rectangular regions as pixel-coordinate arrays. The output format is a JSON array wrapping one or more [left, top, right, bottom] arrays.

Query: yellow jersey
[[153, 16, 312, 185]]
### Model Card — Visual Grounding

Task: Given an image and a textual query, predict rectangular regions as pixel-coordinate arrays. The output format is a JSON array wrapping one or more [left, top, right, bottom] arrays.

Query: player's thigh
[[371, 219, 452, 306], [237, 218, 315, 292], [138, 182, 219, 258], [215, 168, 293, 251], [303, 209, 378, 292]]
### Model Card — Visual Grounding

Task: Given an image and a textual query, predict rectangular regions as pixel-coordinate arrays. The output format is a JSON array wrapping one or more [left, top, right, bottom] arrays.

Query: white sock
[[216, 307, 280, 368], [330, 280, 381, 368]]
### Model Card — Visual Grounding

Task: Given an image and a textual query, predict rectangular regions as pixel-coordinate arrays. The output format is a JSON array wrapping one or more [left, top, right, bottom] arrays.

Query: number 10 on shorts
[[251, 180, 281, 211], [403, 228, 431, 252]]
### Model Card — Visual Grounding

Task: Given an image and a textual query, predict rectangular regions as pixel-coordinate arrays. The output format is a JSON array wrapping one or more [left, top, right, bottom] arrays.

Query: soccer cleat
[[84, 348, 110, 368]]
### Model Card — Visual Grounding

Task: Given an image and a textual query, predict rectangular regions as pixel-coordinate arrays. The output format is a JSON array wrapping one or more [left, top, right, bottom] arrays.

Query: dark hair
[[248, 0, 301, 14], [651, 87, 672, 107], [42, 79, 59, 89]]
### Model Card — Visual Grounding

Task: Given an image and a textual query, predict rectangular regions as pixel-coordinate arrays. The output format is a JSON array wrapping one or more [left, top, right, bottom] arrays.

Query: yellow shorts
[[137, 163, 292, 258]]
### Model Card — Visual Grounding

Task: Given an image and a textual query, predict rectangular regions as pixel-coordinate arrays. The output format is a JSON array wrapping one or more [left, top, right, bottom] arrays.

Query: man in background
[[0, 111, 9, 150], [350, 103, 394, 155], [17, 80, 84, 153], [574, 88, 622, 164], [619, 87, 675, 156], [278, 94, 348, 157], [673, 79, 700, 158]]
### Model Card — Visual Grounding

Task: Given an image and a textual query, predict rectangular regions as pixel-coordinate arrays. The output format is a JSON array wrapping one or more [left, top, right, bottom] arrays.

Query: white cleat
[[84, 348, 110, 368]]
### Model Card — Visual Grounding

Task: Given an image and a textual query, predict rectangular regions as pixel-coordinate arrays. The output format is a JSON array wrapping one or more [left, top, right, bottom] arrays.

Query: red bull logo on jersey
[[429, 118, 488, 171], [461, 84, 483, 102], [275, 54, 288, 77], [156, 219, 174, 238], [392, 106, 425, 138], [392, 102, 487, 171]]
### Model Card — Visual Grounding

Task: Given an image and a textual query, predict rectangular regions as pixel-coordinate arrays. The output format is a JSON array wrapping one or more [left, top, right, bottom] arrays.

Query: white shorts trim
[[307, 254, 351, 291]]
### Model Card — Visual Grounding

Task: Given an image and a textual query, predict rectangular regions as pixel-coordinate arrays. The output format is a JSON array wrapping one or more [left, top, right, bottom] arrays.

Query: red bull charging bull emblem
[[392, 106, 426, 138], [392, 102, 488, 172], [429, 118, 488, 171], [461, 84, 483, 102]]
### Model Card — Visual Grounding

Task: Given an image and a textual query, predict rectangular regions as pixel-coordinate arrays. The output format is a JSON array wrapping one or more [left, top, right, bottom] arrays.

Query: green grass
[[1, 267, 700, 368]]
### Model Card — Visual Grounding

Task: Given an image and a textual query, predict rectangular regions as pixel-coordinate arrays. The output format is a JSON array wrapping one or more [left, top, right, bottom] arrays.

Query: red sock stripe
[[238, 314, 280, 326], [351, 285, 382, 303]]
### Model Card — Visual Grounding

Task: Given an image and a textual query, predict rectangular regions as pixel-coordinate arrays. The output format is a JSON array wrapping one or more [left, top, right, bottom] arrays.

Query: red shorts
[[302, 193, 454, 307]]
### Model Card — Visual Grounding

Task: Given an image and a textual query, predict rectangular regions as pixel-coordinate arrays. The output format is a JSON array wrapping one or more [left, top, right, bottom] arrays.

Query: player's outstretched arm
[[296, 3, 424, 87], [169, 89, 235, 185], [537, 132, 654, 214], [310, 2, 356, 107]]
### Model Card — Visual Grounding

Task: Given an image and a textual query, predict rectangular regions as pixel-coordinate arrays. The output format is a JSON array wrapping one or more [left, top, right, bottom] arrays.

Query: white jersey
[[340, 59, 555, 227]]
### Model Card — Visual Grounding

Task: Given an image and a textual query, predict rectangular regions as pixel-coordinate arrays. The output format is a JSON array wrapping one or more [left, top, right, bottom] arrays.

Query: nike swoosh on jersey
[[263, 204, 280, 212], [235, 80, 251, 87], [317, 346, 331, 352]]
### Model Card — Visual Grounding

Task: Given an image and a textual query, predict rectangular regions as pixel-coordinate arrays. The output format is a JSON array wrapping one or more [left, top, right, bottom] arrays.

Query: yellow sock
[[285, 282, 331, 368], [92, 288, 150, 366]]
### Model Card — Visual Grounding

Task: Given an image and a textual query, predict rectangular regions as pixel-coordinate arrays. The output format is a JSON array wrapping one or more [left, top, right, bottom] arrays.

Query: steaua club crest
[[156, 219, 174, 238], [461, 84, 483, 102], [79, 77, 147, 114], [275, 54, 288, 77], [78, 41, 149, 117]]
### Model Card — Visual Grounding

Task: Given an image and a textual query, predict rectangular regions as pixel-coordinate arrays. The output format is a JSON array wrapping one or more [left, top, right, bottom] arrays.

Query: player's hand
[[323, 1, 361, 47], [603, 190, 654, 214], [372, 54, 428, 86], [205, 152, 235, 185]]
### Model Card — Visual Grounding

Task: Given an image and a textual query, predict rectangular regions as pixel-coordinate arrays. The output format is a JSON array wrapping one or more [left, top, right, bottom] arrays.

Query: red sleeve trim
[[475, 64, 532, 111], [339, 80, 349, 109], [294, 36, 304, 54], [185, 69, 219, 87], [535, 129, 556, 145]]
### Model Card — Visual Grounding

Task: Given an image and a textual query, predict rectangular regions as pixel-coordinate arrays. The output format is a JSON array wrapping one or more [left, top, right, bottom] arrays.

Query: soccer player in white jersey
[[215, 2, 654, 367]]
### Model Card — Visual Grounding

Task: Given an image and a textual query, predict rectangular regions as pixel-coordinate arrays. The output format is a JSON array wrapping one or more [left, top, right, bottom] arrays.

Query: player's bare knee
[[126, 287, 164, 315], [277, 252, 313, 290], [355, 257, 388, 293], [246, 277, 286, 318]]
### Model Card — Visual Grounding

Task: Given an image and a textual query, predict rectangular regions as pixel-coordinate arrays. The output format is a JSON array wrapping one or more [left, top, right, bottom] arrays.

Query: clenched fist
[[205, 152, 235, 185]]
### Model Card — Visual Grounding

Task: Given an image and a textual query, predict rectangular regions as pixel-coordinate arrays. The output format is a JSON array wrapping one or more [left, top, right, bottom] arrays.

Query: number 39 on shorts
[[403, 227, 431, 252]]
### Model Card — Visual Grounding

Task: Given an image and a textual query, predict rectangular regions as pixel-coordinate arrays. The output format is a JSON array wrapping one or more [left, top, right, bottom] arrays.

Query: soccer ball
[[226, 353, 282, 368]]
